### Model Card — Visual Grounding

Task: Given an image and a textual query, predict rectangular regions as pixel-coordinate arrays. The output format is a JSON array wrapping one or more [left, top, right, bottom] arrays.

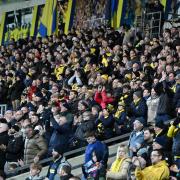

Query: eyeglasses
[[151, 154, 159, 157]]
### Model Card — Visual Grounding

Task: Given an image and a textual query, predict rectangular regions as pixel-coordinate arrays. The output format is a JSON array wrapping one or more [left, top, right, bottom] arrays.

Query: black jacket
[[6, 133, 24, 162], [0, 131, 9, 170]]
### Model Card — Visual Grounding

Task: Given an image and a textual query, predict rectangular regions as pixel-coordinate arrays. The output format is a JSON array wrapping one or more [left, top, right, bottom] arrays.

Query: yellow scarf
[[111, 158, 125, 173], [115, 109, 124, 118], [133, 98, 141, 106]]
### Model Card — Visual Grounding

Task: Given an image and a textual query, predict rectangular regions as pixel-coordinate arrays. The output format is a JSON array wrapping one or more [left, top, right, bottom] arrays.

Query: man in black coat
[[0, 118, 9, 171]]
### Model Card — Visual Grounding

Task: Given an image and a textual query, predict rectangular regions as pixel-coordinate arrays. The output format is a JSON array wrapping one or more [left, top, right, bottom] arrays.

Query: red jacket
[[94, 90, 114, 109]]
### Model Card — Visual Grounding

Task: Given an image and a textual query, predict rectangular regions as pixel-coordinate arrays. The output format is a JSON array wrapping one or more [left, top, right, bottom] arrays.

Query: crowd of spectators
[[0, 15, 180, 179]]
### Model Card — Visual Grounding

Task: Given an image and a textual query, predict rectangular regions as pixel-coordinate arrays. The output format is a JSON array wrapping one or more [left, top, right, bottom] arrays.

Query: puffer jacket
[[106, 158, 131, 180], [135, 160, 169, 180], [24, 133, 47, 165]]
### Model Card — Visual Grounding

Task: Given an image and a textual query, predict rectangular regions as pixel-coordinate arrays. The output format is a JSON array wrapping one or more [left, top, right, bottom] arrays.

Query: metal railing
[[8, 132, 130, 178], [0, 104, 7, 115]]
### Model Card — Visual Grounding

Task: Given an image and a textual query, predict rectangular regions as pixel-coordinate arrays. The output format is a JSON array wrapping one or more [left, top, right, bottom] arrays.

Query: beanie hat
[[135, 117, 145, 126], [155, 120, 165, 129], [134, 90, 142, 98], [154, 136, 168, 149], [54, 144, 64, 155]]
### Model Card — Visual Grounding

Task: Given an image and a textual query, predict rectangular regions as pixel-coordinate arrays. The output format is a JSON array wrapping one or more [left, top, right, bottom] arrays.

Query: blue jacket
[[85, 140, 109, 166], [128, 130, 144, 157]]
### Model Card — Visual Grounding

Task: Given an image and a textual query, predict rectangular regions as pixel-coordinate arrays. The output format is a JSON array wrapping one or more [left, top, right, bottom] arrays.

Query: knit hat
[[155, 120, 165, 129], [154, 136, 168, 149], [54, 144, 64, 155], [135, 117, 145, 126], [133, 90, 142, 98]]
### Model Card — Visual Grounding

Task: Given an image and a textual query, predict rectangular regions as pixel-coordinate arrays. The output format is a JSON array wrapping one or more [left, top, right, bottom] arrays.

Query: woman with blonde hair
[[106, 144, 131, 180]]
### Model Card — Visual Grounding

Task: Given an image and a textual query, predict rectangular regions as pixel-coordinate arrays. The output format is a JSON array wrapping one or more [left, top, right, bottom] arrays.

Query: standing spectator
[[47, 116, 71, 155], [46, 145, 71, 180], [146, 88, 160, 125], [106, 144, 131, 180], [9, 75, 25, 110], [128, 91, 147, 125], [134, 149, 169, 180], [21, 125, 47, 165], [84, 131, 109, 167], [4, 125, 24, 176], [0, 118, 9, 171], [128, 118, 144, 157]]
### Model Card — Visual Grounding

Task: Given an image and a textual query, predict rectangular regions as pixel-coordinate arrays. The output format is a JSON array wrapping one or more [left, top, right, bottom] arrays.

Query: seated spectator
[[25, 163, 44, 180], [106, 144, 131, 180], [134, 149, 170, 180], [47, 145, 71, 180], [58, 165, 73, 180]]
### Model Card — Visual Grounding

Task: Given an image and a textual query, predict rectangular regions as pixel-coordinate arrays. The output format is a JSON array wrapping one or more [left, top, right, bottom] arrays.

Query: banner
[[0, 13, 6, 45], [30, 6, 38, 37], [38, 0, 57, 37], [64, 0, 76, 34]]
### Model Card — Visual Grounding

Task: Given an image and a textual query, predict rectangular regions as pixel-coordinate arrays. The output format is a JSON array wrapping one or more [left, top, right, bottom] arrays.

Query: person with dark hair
[[4, 124, 24, 176], [128, 90, 147, 125], [47, 145, 71, 180], [134, 149, 169, 179], [58, 164, 73, 180], [82, 150, 106, 180], [20, 125, 47, 165], [84, 131, 109, 168], [0, 118, 9, 171]]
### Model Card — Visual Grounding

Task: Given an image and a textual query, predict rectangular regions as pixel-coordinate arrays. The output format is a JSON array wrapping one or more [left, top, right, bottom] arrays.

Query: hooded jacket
[[135, 160, 169, 180]]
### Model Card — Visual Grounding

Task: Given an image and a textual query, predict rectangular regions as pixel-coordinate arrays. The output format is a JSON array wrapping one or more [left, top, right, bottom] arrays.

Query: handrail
[[8, 132, 130, 177]]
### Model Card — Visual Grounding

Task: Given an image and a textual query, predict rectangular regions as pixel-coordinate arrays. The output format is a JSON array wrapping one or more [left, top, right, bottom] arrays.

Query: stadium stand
[[0, 0, 180, 179]]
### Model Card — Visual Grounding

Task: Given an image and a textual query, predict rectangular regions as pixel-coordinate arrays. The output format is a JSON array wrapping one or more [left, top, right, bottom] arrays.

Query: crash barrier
[[7, 133, 130, 179], [0, 104, 7, 115]]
